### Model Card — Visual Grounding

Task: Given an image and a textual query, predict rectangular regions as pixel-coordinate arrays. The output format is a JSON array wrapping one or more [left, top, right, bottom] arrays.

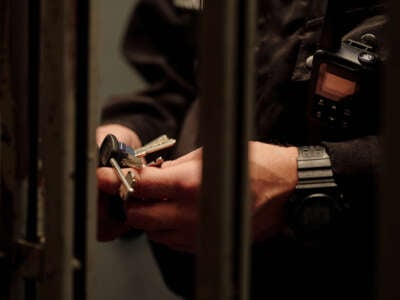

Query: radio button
[[343, 109, 352, 117], [315, 110, 323, 119]]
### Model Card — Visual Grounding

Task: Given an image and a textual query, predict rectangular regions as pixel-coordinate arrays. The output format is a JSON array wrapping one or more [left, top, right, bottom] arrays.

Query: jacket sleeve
[[100, 0, 199, 144]]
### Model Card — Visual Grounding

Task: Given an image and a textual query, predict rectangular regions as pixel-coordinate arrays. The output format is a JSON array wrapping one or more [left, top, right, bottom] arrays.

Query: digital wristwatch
[[285, 146, 346, 240]]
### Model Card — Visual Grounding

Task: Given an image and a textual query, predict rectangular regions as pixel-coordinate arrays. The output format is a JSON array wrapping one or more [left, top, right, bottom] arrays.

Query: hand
[[122, 143, 298, 252], [126, 148, 203, 252], [96, 124, 142, 241]]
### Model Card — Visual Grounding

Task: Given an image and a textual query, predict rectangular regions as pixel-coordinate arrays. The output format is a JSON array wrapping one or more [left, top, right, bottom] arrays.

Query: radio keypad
[[312, 96, 352, 129]]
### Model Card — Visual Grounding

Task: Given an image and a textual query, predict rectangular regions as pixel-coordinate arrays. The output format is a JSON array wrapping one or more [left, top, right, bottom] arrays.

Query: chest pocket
[[291, 4, 387, 82]]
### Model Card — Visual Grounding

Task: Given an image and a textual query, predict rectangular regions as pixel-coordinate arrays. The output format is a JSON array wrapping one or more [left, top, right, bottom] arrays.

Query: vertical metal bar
[[235, 1, 256, 299], [0, 0, 18, 298], [11, 0, 38, 298], [36, 0, 77, 299], [197, 1, 237, 298], [1, 0, 43, 299], [24, 2, 43, 297], [376, 1, 400, 299], [84, 2, 99, 297], [25, 0, 40, 246], [197, 0, 255, 298], [73, 0, 98, 299]]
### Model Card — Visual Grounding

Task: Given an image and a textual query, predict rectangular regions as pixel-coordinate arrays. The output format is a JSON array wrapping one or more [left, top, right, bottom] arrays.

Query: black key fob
[[98, 134, 121, 167]]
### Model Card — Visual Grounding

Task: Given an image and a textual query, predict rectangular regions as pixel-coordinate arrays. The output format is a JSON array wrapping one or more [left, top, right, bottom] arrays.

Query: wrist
[[250, 142, 299, 240], [285, 146, 299, 194]]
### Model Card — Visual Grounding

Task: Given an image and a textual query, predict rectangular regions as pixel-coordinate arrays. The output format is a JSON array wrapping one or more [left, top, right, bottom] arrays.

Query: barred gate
[[0, 0, 398, 300], [0, 0, 98, 299]]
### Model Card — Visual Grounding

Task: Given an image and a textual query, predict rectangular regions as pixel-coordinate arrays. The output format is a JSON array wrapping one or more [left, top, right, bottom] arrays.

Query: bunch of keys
[[98, 134, 176, 220]]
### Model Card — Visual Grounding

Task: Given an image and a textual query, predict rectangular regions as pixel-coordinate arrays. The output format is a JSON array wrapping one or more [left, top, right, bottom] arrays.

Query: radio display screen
[[316, 63, 357, 102]]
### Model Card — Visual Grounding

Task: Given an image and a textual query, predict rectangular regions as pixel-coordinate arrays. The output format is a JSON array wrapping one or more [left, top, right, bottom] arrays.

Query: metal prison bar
[[0, 0, 98, 299], [377, 0, 400, 299], [197, 0, 255, 299]]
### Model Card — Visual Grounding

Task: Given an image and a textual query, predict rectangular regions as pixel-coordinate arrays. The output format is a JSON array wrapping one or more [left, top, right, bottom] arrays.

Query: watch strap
[[284, 146, 342, 241], [297, 146, 337, 190]]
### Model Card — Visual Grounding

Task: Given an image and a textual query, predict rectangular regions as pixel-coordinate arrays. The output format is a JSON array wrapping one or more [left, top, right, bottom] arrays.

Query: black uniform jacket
[[101, 0, 386, 299]]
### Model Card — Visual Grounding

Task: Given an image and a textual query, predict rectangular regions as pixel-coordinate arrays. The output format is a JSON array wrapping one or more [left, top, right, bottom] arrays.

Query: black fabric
[[101, 0, 198, 144], [101, 0, 386, 298]]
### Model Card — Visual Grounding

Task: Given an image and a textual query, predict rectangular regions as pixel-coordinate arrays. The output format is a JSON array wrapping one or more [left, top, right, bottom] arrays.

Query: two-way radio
[[308, 1, 382, 141]]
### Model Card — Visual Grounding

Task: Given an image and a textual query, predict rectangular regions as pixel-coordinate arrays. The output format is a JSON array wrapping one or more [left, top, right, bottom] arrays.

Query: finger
[[97, 167, 121, 194], [97, 167, 139, 195], [161, 148, 202, 168], [134, 162, 200, 199], [126, 201, 179, 231]]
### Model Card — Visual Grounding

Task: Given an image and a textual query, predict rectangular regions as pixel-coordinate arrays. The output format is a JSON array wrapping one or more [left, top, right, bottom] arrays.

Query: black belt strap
[[319, 0, 348, 51]]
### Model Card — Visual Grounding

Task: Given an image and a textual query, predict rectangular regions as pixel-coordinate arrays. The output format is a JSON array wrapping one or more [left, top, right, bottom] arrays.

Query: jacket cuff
[[321, 136, 381, 185]]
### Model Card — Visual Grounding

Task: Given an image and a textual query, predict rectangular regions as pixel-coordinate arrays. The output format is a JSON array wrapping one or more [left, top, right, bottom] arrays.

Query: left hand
[[122, 143, 298, 253], [96, 124, 143, 241]]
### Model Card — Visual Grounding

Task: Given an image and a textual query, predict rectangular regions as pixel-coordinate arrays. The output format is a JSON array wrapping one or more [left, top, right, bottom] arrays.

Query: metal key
[[146, 156, 165, 167], [119, 171, 136, 200], [133, 136, 176, 158], [110, 158, 134, 193], [98, 134, 134, 193], [100, 132, 175, 171], [116, 142, 145, 169], [117, 135, 175, 168], [142, 134, 170, 147]]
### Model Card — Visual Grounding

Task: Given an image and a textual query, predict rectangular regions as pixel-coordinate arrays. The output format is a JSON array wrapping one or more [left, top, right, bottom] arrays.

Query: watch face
[[293, 193, 337, 235], [302, 194, 333, 226], [303, 203, 331, 226]]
